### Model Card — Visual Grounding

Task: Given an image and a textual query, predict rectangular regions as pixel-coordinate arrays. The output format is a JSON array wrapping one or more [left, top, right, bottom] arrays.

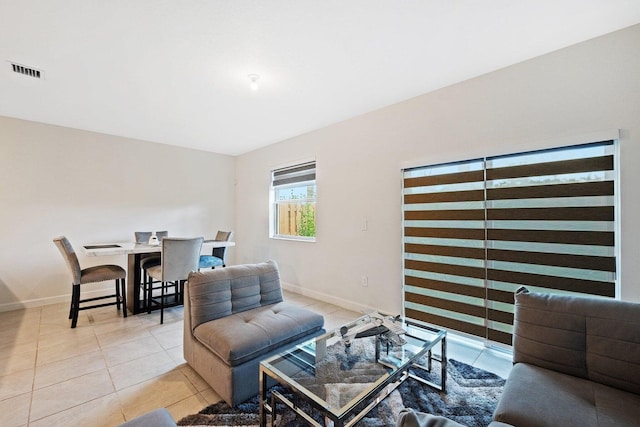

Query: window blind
[[403, 159, 488, 339], [403, 140, 617, 346], [485, 141, 616, 344], [272, 162, 316, 188]]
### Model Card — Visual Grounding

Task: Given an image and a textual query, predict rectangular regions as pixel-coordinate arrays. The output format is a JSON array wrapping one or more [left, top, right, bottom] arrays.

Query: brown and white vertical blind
[[403, 140, 617, 346]]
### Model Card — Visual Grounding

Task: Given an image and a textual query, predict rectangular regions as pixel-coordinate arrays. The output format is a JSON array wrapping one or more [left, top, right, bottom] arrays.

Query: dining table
[[83, 240, 235, 314]]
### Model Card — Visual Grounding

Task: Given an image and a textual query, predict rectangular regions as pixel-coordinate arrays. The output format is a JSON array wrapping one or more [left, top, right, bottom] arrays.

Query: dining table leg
[[126, 253, 143, 314]]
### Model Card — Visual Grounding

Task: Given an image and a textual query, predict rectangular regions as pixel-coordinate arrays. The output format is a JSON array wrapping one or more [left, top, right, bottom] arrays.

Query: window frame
[[270, 161, 317, 242]]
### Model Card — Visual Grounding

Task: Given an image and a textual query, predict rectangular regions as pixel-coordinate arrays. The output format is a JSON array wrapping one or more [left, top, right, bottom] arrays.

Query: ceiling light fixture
[[248, 74, 259, 91]]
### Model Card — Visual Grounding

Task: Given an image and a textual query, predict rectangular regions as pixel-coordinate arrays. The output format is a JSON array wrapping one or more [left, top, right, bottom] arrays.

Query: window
[[271, 161, 316, 241], [402, 140, 617, 346]]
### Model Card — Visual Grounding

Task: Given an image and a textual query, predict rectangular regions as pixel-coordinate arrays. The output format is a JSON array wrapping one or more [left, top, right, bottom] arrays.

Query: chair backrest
[[134, 231, 151, 244], [211, 230, 232, 260], [135, 230, 169, 244], [187, 260, 283, 329], [53, 236, 82, 285], [161, 237, 204, 282]]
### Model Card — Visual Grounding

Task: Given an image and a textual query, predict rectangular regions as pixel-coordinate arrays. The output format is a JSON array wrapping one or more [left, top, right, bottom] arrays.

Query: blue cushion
[[199, 255, 224, 269]]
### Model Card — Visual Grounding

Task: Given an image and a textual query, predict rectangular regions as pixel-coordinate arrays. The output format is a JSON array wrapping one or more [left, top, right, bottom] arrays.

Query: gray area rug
[[178, 339, 505, 427]]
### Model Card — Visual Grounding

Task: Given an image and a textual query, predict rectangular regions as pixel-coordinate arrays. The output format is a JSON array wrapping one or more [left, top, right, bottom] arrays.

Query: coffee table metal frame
[[259, 315, 446, 427]]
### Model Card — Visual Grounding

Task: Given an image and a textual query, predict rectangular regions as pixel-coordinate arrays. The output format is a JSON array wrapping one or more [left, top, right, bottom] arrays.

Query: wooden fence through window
[[277, 203, 316, 236]]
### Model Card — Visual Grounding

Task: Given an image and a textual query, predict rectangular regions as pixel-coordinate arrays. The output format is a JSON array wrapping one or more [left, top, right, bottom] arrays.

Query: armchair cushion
[[187, 260, 283, 329], [193, 302, 324, 366]]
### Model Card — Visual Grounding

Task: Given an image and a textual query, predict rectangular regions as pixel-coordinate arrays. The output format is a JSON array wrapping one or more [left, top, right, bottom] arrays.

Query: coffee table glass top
[[260, 314, 446, 419]]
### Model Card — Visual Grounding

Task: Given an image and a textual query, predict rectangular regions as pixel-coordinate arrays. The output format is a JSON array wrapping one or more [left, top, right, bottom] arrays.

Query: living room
[[2, 2, 640, 426]]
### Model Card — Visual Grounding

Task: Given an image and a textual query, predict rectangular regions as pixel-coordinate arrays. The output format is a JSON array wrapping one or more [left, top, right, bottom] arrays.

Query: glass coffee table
[[259, 314, 446, 427]]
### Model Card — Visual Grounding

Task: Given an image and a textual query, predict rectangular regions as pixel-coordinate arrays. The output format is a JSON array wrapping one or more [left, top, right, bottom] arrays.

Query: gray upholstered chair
[[135, 230, 169, 245], [135, 230, 168, 271], [135, 231, 168, 306], [146, 237, 203, 324], [53, 236, 127, 328], [198, 230, 232, 269]]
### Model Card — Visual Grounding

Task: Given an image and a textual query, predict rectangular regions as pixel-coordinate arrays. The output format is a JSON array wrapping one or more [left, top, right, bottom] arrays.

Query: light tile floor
[[0, 291, 512, 427]]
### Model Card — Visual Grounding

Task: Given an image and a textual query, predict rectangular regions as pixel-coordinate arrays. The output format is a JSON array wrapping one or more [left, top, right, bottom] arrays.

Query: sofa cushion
[[495, 363, 640, 427], [512, 292, 588, 379], [193, 301, 324, 366], [494, 363, 598, 427], [187, 260, 283, 329], [513, 291, 640, 394], [587, 315, 640, 395], [591, 380, 640, 426]]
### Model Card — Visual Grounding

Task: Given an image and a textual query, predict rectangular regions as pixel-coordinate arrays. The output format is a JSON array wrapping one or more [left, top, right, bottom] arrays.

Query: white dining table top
[[83, 240, 235, 256]]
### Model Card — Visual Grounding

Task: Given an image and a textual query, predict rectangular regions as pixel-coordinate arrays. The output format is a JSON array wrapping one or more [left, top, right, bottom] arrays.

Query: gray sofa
[[397, 289, 640, 427], [183, 260, 325, 406], [490, 288, 640, 426]]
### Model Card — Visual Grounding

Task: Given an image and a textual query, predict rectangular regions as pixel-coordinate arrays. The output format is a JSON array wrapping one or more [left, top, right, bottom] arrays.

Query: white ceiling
[[1, 1, 639, 156]]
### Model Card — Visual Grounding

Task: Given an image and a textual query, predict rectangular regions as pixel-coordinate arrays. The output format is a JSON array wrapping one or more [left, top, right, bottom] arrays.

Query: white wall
[[236, 24, 640, 315], [0, 116, 235, 311]]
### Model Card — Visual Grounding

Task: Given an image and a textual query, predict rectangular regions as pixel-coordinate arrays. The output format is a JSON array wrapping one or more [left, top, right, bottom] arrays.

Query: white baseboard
[[0, 288, 116, 313], [2, 282, 380, 317], [281, 281, 380, 315]]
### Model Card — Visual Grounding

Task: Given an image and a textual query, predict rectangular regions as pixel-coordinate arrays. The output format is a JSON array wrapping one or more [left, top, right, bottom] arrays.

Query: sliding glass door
[[403, 140, 617, 346]]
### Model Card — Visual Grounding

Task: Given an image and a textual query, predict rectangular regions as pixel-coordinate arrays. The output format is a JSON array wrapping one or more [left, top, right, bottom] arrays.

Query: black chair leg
[[71, 284, 80, 328], [115, 279, 121, 311], [68, 283, 76, 319], [147, 274, 153, 315], [160, 281, 165, 324], [120, 278, 127, 318], [141, 267, 148, 310]]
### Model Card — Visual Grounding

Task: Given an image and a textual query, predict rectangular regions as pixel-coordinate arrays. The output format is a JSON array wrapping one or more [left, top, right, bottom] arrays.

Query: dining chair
[[135, 231, 168, 309], [198, 230, 232, 270], [135, 230, 169, 246], [53, 236, 127, 328], [146, 236, 203, 324], [136, 231, 169, 271]]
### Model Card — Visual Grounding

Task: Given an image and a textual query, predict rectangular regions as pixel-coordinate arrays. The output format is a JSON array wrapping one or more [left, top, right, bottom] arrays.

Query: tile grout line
[[27, 306, 44, 426]]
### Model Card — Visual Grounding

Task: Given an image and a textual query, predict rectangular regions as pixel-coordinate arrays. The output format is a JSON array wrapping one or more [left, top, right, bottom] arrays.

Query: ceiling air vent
[[9, 61, 43, 79]]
